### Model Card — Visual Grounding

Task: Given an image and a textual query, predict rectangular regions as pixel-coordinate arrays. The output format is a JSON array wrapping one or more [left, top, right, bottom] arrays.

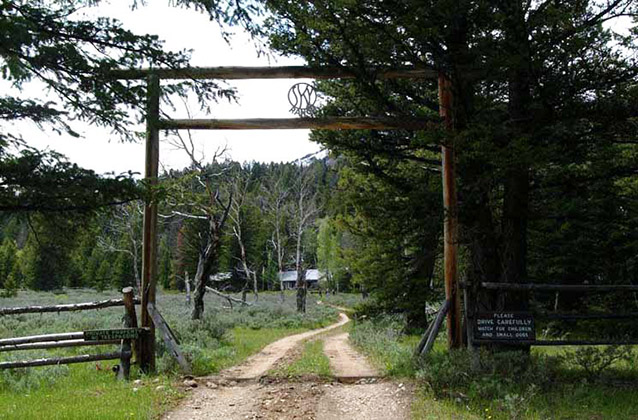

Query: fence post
[[118, 339, 131, 381], [119, 287, 137, 380], [122, 287, 139, 363]]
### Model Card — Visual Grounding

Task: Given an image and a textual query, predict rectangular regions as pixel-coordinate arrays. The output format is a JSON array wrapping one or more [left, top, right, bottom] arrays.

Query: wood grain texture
[[159, 117, 439, 131], [110, 66, 438, 80]]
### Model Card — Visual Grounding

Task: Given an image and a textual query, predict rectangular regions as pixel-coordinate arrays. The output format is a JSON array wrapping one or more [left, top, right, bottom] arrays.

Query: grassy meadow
[[0, 289, 340, 419]]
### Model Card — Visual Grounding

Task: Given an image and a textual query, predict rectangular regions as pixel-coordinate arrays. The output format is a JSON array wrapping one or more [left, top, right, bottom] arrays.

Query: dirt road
[[222, 312, 349, 381], [164, 313, 413, 420]]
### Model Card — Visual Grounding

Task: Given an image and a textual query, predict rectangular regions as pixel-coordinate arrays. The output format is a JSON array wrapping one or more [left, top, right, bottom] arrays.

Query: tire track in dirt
[[164, 312, 413, 420], [323, 332, 377, 381], [221, 312, 349, 380], [164, 313, 349, 420], [316, 331, 411, 419]]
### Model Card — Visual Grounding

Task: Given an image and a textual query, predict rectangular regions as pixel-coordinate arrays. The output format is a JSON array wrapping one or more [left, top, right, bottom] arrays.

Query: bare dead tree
[[289, 163, 319, 313], [262, 170, 289, 301], [96, 201, 143, 293], [164, 127, 232, 320], [228, 166, 259, 303]]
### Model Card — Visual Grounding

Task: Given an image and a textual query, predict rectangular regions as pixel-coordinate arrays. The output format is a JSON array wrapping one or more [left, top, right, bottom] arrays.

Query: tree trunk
[[191, 222, 221, 320], [185, 271, 191, 306], [253, 272, 259, 302], [296, 269, 307, 312], [498, 0, 532, 313]]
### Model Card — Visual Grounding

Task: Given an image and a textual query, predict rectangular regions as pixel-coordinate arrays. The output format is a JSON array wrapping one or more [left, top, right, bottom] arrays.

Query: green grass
[[319, 292, 365, 311], [349, 315, 420, 378], [271, 339, 332, 379], [350, 314, 638, 420], [203, 326, 308, 374], [0, 289, 340, 419], [412, 388, 482, 420], [0, 365, 179, 420]]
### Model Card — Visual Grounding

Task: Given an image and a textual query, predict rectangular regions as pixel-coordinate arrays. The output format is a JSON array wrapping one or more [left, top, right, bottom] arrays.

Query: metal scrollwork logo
[[288, 83, 318, 117]]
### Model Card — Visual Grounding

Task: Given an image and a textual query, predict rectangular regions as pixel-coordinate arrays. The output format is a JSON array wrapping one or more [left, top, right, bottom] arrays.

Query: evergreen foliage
[[262, 0, 638, 321]]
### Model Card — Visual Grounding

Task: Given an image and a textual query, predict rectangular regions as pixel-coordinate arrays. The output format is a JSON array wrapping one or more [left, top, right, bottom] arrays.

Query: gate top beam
[[110, 65, 438, 81], [159, 116, 439, 131]]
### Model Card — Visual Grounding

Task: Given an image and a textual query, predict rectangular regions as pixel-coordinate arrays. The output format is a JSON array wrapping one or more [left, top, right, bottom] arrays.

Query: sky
[[11, 3, 634, 177], [18, 2, 322, 176]]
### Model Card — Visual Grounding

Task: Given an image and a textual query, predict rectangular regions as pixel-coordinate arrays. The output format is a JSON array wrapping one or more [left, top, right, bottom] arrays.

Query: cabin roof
[[279, 269, 324, 282]]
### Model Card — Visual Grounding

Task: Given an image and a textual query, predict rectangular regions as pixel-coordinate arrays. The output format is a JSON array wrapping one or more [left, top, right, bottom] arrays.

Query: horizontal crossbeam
[[0, 339, 120, 352], [110, 65, 438, 80], [0, 352, 131, 370], [159, 117, 439, 131], [538, 312, 638, 320], [480, 282, 638, 292], [0, 332, 84, 346], [0, 297, 140, 316], [473, 339, 638, 346]]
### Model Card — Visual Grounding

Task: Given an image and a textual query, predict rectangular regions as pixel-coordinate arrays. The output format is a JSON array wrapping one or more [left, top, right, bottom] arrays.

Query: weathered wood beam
[[0, 339, 119, 352], [0, 298, 140, 316], [0, 352, 131, 370], [0, 332, 84, 346], [539, 312, 638, 320], [473, 339, 638, 346], [159, 117, 439, 131], [140, 73, 160, 373], [121, 287, 139, 364], [480, 282, 638, 292], [439, 72, 462, 350], [421, 300, 451, 356], [147, 303, 191, 375], [414, 317, 436, 357], [110, 66, 438, 81]]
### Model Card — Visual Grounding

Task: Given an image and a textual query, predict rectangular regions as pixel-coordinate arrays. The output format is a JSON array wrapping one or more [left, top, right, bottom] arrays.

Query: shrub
[[417, 348, 564, 400], [567, 345, 633, 380], [0, 365, 69, 392]]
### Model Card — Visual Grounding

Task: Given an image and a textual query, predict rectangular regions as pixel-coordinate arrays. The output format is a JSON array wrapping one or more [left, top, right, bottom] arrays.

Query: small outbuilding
[[279, 269, 325, 289]]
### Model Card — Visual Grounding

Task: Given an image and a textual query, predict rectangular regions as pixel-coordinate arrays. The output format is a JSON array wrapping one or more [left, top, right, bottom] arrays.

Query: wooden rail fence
[[0, 287, 144, 380], [0, 296, 141, 316], [464, 282, 638, 348]]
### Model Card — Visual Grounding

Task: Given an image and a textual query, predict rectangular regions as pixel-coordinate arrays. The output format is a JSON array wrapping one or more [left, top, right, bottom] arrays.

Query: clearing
[[164, 312, 413, 420]]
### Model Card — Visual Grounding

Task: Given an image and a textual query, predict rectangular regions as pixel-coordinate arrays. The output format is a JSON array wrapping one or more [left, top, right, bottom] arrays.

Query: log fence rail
[[0, 287, 144, 379], [461, 282, 638, 348]]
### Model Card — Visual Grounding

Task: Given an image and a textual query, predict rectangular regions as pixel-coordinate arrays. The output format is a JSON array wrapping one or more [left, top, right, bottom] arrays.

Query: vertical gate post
[[438, 72, 463, 349], [140, 73, 160, 372]]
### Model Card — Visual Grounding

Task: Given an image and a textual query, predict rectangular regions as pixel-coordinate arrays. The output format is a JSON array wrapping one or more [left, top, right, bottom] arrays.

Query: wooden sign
[[474, 312, 535, 341], [84, 328, 140, 342]]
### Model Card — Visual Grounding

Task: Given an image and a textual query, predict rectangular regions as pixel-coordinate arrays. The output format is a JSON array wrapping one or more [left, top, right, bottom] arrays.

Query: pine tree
[[94, 259, 113, 292], [0, 238, 18, 289], [0, 1, 255, 214], [263, 0, 638, 321], [158, 236, 173, 290], [112, 252, 136, 290]]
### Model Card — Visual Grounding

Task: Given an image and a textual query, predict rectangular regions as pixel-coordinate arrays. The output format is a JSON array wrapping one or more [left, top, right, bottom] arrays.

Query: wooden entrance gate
[[109, 65, 463, 371]]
